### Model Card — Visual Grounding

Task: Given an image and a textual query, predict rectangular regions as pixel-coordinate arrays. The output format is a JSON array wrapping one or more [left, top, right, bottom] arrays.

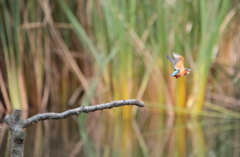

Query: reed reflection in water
[[1, 108, 240, 157]]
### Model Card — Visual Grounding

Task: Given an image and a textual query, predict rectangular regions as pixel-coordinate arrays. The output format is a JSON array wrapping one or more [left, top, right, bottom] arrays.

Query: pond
[[1, 109, 240, 157]]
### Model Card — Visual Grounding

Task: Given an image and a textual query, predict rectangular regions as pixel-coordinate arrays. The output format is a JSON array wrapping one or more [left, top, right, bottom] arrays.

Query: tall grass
[[1, 0, 237, 116], [1, 0, 240, 156], [0, 0, 27, 112], [192, 0, 232, 113]]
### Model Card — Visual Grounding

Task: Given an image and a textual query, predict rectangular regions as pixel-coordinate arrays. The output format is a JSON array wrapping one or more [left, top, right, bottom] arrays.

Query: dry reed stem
[[0, 70, 11, 112], [40, 0, 89, 91]]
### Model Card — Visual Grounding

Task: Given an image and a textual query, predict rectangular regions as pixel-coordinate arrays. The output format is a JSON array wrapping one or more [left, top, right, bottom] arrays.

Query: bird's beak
[[185, 68, 191, 71]]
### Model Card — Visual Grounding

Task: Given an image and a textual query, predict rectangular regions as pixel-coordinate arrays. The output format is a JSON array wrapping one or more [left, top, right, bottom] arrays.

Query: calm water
[[1, 110, 240, 157]]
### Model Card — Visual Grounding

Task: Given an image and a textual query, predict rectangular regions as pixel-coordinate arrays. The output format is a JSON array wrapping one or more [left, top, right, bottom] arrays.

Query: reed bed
[[1, 0, 240, 156], [1, 0, 239, 116]]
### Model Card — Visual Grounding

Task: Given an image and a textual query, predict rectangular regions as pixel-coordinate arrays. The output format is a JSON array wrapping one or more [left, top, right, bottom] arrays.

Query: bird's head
[[185, 68, 191, 75]]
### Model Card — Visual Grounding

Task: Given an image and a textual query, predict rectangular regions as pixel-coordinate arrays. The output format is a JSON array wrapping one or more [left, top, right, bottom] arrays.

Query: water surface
[[1, 110, 240, 157]]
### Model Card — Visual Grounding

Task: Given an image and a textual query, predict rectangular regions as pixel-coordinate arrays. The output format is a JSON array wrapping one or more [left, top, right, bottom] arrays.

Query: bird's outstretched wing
[[167, 52, 185, 70], [166, 55, 175, 64]]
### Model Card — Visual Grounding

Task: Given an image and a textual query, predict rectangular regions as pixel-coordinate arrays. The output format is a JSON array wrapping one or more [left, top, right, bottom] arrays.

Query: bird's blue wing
[[171, 69, 180, 76]]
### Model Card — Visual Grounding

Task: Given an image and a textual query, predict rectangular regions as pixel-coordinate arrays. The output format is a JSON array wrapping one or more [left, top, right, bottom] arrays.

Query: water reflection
[[1, 111, 240, 157]]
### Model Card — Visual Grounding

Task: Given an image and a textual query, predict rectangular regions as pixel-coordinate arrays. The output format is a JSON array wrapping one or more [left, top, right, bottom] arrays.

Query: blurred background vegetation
[[1, 0, 240, 156]]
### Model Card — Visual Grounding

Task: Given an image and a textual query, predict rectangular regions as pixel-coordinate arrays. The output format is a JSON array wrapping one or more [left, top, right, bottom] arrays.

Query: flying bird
[[166, 53, 191, 79]]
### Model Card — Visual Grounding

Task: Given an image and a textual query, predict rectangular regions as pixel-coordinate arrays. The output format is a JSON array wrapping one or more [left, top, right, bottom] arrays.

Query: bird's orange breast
[[175, 60, 185, 70]]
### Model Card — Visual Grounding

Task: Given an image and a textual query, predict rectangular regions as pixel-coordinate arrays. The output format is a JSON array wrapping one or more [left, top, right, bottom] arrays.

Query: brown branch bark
[[3, 99, 144, 157]]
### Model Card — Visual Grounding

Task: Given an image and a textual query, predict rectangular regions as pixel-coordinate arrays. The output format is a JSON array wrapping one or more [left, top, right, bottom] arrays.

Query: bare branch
[[23, 99, 144, 128], [3, 99, 144, 157]]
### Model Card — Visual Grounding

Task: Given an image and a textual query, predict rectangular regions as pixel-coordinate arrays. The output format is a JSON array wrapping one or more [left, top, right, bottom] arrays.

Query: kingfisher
[[167, 52, 191, 79]]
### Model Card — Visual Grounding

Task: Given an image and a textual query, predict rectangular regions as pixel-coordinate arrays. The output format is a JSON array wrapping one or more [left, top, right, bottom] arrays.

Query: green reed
[[0, 0, 23, 110], [192, 0, 232, 113]]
